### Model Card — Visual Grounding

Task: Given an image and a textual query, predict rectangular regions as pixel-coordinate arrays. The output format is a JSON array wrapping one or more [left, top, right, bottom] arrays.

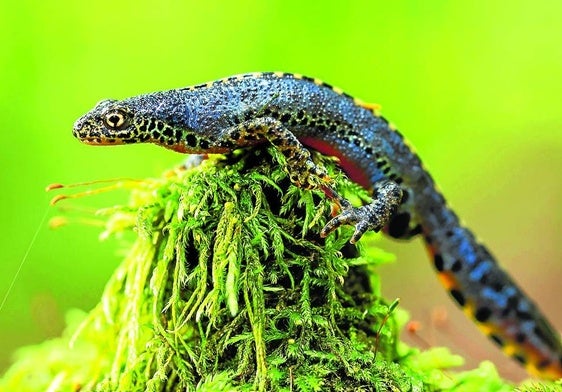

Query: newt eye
[[104, 110, 128, 130]]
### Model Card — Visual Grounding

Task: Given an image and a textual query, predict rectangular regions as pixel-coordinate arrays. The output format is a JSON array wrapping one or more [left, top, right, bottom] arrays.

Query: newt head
[[73, 99, 138, 146], [74, 95, 229, 154]]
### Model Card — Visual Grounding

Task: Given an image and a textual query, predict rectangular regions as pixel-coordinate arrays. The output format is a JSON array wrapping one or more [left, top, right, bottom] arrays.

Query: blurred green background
[[1, 0, 560, 382]]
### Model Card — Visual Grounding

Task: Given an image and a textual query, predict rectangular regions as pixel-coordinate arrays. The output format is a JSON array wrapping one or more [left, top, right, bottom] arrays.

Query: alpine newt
[[73, 72, 562, 379]]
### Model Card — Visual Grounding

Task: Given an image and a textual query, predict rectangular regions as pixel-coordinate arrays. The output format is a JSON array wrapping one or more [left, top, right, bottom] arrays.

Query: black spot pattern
[[534, 323, 560, 349], [513, 354, 527, 365], [515, 333, 526, 343], [516, 310, 533, 320], [451, 260, 462, 272], [163, 127, 174, 138], [537, 358, 551, 369], [490, 334, 504, 347], [450, 289, 465, 306], [475, 307, 492, 322], [434, 254, 444, 272], [185, 134, 197, 147], [387, 212, 411, 238], [501, 296, 520, 317]]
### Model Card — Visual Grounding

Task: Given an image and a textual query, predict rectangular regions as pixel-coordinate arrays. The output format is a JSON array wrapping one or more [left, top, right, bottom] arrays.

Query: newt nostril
[[72, 118, 88, 139], [73, 118, 83, 131]]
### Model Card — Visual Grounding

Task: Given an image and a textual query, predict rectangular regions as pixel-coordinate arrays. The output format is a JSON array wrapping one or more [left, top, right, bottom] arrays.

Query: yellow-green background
[[1, 0, 560, 382]]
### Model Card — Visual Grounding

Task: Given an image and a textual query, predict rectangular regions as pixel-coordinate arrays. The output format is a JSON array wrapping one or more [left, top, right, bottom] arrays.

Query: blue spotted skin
[[73, 72, 562, 379]]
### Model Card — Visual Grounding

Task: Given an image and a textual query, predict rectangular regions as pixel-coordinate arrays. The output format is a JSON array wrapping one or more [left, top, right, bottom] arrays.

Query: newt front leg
[[220, 117, 330, 188]]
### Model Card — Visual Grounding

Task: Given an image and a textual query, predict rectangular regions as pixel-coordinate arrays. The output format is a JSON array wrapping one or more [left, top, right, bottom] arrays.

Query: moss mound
[[3, 147, 559, 391]]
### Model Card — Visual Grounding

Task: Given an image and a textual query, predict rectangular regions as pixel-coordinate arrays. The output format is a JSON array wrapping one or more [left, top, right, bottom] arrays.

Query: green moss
[[1, 147, 558, 391]]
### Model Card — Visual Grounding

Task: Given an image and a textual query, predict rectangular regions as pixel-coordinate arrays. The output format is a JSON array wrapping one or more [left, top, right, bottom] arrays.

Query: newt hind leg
[[321, 180, 403, 243]]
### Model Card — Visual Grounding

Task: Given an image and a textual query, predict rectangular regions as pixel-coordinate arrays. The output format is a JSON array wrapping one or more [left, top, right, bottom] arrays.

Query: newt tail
[[73, 72, 562, 379]]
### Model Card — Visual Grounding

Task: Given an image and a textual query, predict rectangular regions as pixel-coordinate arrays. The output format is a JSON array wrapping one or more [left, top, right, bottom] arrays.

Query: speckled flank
[[73, 72, 562, 379]]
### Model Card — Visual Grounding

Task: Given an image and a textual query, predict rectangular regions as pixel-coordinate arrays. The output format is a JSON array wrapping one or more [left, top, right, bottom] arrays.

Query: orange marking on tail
[[436, 272, 457, 291], [355, 99, 382, 111]]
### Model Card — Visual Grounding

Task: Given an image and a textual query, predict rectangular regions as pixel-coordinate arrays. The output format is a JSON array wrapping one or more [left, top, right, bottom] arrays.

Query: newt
[[73, 72, 562, 379]]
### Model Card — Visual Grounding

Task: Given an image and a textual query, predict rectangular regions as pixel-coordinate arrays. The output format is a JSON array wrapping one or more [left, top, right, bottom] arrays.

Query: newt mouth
[[78, 135, 125, 145], [73, 126, 123, 145]]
